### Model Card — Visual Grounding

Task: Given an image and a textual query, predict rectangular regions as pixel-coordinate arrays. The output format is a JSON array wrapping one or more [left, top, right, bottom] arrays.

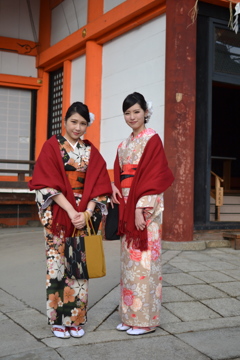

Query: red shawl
[[114, 134, 174, 251], [29, 135, 112, 237]]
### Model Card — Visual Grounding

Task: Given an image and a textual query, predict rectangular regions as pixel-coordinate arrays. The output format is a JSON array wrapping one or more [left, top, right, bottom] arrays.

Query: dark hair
[[64, 102, 90, 123], [122, 92, 147, 113]]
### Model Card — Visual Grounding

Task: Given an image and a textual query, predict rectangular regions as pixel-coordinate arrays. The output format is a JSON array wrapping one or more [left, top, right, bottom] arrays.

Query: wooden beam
[[98, 3, 166, 45], [0, 36, 38, 56], [201, 0, 234, 7], [50, 0, 64, 10], [0, 74, 41, 89], [37, 0, 165, 69]]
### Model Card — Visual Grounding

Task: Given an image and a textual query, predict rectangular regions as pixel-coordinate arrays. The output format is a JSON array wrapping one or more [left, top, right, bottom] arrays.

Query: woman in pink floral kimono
[[111, 92, 174, 336]]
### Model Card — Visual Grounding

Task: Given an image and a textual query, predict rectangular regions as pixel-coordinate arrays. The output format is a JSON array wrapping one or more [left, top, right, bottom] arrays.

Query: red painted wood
[[163, 0, 197, 242]]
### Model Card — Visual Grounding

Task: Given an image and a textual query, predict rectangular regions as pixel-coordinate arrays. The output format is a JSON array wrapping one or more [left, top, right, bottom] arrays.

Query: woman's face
[[64, 112, 88, 144], [124, 103, 148, 136]]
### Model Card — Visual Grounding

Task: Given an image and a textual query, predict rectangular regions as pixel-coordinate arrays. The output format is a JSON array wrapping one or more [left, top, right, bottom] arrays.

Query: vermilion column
[[35, 0, 51, 158], [84, 0, 104, 149], [35, 70, 49, 158], [62, 60, 72, 130], [87, 0, 103, 22], [163, 0, 197, 242], [84, 41, 102, 149], [38, 0, 51, 54]]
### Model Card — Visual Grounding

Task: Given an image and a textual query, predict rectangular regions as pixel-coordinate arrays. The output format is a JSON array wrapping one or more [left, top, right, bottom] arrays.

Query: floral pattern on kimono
[[118, 128, 164, 327], [36, 135, 108, 326]]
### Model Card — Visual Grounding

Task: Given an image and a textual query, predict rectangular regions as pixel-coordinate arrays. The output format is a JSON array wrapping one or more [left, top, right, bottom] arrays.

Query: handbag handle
[[84, 211, 97, 236], [72, 227, 78, 237], [72, 211, 96, 237]]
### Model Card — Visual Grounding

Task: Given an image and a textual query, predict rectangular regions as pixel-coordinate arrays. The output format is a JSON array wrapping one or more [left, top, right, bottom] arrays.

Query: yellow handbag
[[84, 212, 106, 279]]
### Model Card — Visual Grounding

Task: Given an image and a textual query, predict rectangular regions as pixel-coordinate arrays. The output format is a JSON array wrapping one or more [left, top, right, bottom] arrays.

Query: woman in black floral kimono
[[29, 102, 112, 339]]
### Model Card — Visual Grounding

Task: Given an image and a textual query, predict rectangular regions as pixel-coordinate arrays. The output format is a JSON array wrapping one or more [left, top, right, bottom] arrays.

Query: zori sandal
[[116, 323, 131, 331], [68, 326, 85, 338], [51, 326, 70, 339], [126, 327, 156, 336]]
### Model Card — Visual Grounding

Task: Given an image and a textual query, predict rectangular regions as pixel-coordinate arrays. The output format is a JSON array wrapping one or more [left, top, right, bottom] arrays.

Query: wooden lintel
[[97, 4, 166, 45], [0, 193, 36, 205], [37, 0, 165, 69], [0, 201, 36, 205], [0, 74, 42, 90], [0, 36, 38, 56], [201, 0, 236, 7], [50, 0, 64, 10]]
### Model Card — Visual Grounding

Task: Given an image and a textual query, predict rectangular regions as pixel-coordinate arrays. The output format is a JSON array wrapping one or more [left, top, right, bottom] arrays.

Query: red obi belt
[[120, 164, 138, 188], [65, 170, 86, 194]]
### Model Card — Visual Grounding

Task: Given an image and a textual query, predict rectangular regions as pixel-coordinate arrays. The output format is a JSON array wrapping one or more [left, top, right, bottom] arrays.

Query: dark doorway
[[194, 2, 240, 229], [211, 83, 240, 193]]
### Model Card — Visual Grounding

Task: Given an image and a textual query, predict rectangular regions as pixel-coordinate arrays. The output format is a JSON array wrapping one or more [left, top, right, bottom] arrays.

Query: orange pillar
[[163, 0, 197, 242], [84, 41, 102, 149], [87, 0, 103, 22], [35, 0, 51, 158], [62, 60, 72, 130], [35, 71, 49, 158], [38, 0, 51, 54]]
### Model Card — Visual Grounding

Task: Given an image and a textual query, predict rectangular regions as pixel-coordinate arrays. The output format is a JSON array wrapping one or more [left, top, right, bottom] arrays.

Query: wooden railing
[[0, 159, 35, 182], [210, 171, 224, 221]]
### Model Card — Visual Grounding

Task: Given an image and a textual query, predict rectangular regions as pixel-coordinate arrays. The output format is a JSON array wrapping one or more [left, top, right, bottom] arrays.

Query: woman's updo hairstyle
[[122, 92, 148, 113], [65, 102, 90, 124]]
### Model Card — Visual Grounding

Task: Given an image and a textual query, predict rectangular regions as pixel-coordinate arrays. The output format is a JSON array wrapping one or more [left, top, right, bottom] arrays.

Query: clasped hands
[[68, 210, 90, 229]]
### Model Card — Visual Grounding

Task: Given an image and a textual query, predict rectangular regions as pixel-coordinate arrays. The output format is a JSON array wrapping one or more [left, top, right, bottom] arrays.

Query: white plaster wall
[[70, 55, 86, 104], [0, 0, 39, 41], [0, 87, 32, 166], [51, 0, 88, 46], [104, 0, 126, 13], [101, 15, 166, 169], [0, 52, 37, 77]]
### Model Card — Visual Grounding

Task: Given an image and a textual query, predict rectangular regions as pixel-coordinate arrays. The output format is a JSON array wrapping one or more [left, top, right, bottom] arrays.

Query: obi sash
[[120, 164, 138, 188], [65, 170, 86, 194]]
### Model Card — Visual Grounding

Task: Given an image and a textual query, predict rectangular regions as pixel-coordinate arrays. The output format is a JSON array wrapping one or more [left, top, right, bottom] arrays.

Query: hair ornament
[[89, 112, 95, 125], [145, 101, 153, 123]]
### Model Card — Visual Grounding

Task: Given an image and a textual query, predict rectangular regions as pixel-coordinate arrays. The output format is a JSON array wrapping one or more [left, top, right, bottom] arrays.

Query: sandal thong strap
[[52, 327, 67, 332], [68, 325, 85, 338], [69, 326, 82, 330], [51, 326, 70, 338]]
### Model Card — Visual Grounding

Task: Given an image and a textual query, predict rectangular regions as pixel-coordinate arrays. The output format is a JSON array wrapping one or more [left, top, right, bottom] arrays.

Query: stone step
[[210, 204, 240, 213], [210, 214, 240, 221], [210, 196, 240, 205], [210, 195, 240, 221]]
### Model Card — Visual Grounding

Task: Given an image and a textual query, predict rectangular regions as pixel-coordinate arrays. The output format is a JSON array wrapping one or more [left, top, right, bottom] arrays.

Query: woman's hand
[[51, 193, 87, 229], [135, 208, 146, 231], [71, 212, 86, 229], [52, 194, 81, 224], [67, 208, 80, 221], [110, 183, 122, 206]]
